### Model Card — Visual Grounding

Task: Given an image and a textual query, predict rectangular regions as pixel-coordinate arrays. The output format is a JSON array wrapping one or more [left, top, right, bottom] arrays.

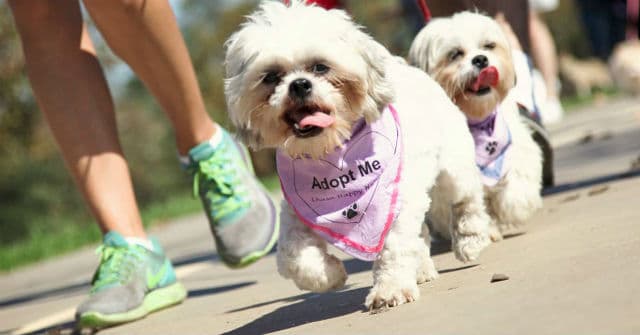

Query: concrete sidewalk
[[1, 97, 639, 335]]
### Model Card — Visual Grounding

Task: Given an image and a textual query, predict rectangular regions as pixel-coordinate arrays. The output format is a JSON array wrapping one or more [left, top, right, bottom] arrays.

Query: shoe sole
[[77, 282, 187, 328]]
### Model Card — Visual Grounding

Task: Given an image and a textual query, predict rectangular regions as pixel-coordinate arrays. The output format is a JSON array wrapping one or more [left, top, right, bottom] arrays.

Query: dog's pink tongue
[[472, 66, 499, 91], [298, 112, 335, 128]]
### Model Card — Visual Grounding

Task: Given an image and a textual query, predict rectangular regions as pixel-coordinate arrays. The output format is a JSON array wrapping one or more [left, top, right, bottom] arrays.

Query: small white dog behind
[[409, 11, 543, 240], [224, 1, 491, 310]]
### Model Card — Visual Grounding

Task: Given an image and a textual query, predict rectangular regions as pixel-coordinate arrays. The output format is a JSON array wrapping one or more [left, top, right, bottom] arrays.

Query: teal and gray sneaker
[[76, 231, 187, 328], [187, 128, 278, 268]]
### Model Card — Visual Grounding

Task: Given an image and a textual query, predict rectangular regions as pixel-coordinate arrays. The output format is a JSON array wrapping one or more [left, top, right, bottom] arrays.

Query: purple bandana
[[276, 105, 402, 261], [468, 108, 512, 186]]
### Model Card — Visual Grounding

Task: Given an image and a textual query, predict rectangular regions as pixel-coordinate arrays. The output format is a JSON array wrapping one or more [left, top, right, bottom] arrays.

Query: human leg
[[9, 0, 185, 327], [529, 10, 564, 124], [9, 0, 145, 238], [82, 0, 278, 267], [529, 11, 559, 99], [82, 0, 215, 155]]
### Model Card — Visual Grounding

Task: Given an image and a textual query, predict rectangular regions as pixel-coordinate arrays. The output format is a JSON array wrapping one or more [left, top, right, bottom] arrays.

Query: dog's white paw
[[493, 178, 543, 226], [365, 280, 420, 311], [291, 254, 347, 292], [488, 222, 504, 242], [451, 209, 491, 262], [453, 233, 490, 262], [416, 258, 439, 284]]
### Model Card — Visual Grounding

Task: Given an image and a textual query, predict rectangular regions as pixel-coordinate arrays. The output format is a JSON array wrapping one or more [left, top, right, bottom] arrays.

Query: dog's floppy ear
[[356, 37, 394, 122], [334, 10, 393, 122], [223, 29, 265, 149], [408, 30, 432, 72], [408, 18, 449, 74]]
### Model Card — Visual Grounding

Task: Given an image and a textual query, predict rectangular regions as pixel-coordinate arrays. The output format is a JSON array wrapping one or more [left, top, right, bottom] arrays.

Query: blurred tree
[[179, 0, 255, 129], [0, 4, 91, 245], [0, 4, 38, 157], [542, 0, 591, 59], [177, 0, 281, 176], [349, 0, 416, 55]]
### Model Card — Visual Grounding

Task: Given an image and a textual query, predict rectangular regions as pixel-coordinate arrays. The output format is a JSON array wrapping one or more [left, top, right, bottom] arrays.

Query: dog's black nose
[[472, 55, 489, 69], [289, 78, 312, 99]]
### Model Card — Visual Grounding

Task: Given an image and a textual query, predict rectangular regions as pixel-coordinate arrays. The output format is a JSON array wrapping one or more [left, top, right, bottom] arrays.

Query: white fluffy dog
[[408, 12, 543, 240], [224, 1, 490, 310]]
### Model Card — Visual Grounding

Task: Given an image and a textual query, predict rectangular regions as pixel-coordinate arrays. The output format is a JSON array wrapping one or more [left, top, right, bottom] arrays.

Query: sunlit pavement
[[1, 97, 639, 335]]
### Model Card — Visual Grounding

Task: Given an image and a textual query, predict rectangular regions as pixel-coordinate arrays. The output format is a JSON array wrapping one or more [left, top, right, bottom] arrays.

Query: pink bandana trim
[[276, 105, 402, 261]]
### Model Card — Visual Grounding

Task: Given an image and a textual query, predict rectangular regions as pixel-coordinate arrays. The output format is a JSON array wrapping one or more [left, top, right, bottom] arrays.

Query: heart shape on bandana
[[277, 105, 403, 260], [289, 125, 398, 225]]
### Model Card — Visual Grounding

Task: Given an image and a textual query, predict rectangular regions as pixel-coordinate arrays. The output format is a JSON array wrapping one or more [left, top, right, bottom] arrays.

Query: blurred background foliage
[[0, 0, 605, 270]]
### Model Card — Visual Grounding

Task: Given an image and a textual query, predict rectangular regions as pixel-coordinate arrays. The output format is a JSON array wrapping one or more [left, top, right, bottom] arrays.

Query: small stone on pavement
[[491, 273, 509, 283]]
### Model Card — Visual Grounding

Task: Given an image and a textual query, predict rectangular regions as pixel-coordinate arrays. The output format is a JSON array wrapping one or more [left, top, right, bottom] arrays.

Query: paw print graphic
[[342, 203, 358, 219], [485, 141, 498, 155]]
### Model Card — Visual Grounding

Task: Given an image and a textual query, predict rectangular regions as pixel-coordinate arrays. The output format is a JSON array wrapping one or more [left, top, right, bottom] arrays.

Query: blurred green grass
[[0, 176, 279, 272], [0, 192, 197, 271], [560, 87, 621, 111]]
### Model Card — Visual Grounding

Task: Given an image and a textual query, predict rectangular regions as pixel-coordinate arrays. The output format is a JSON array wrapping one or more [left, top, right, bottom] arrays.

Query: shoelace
[[191, 144, 250, 223], [91, 245, 145, 293]]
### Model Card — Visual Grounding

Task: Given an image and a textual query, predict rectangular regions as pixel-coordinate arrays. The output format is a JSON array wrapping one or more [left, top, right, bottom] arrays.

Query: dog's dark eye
[[483, 42, 496, 50], [449, 49, 464, 61], [263, 72, 281, 85], [311, 63, 330, 74]]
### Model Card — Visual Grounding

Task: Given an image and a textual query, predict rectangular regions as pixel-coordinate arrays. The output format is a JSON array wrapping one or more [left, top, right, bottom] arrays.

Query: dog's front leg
[[440, 165, 492, 262], [488, 126, 543, 228], [276, 201, 347, 292], [365, 187, 435, 310], [365, 219, 427, 310]]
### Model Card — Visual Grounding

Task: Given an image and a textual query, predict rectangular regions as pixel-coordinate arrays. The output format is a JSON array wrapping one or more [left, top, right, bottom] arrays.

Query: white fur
[[408, 11, 543, 241], [224, 1, 490, 311]]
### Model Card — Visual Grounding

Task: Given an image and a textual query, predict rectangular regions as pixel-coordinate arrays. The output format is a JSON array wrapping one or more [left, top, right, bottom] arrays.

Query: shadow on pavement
[[13, 320, 79, 335], [542, 170, 640, 196], [188, 281, 256, 298], [0, 251, 227, 308], [171, 251, 219, 267], [9, 281, 256, 335], [343, 258, 372, 274], [221, 258, 373, 314], [438, 264, 478, 274], [226, 291, 322, 314], [221, 286, 369, 335], [502, 232, 526, 239], [0, 281, 89, 308]]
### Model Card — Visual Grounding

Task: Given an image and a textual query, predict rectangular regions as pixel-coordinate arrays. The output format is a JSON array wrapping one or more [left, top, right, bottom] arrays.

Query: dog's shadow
[[222, 286, 369, 335], [222, 258, 373, 334], [222, 231, 525, 334]]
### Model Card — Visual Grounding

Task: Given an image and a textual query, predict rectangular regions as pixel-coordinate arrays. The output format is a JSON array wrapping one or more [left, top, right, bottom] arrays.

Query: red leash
[[416, 0, 432, 23]]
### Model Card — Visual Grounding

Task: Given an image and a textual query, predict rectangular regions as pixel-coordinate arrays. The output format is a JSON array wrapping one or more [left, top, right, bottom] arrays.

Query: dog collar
[[468, 107, 512, 186], [276, 104, 402, 261]]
